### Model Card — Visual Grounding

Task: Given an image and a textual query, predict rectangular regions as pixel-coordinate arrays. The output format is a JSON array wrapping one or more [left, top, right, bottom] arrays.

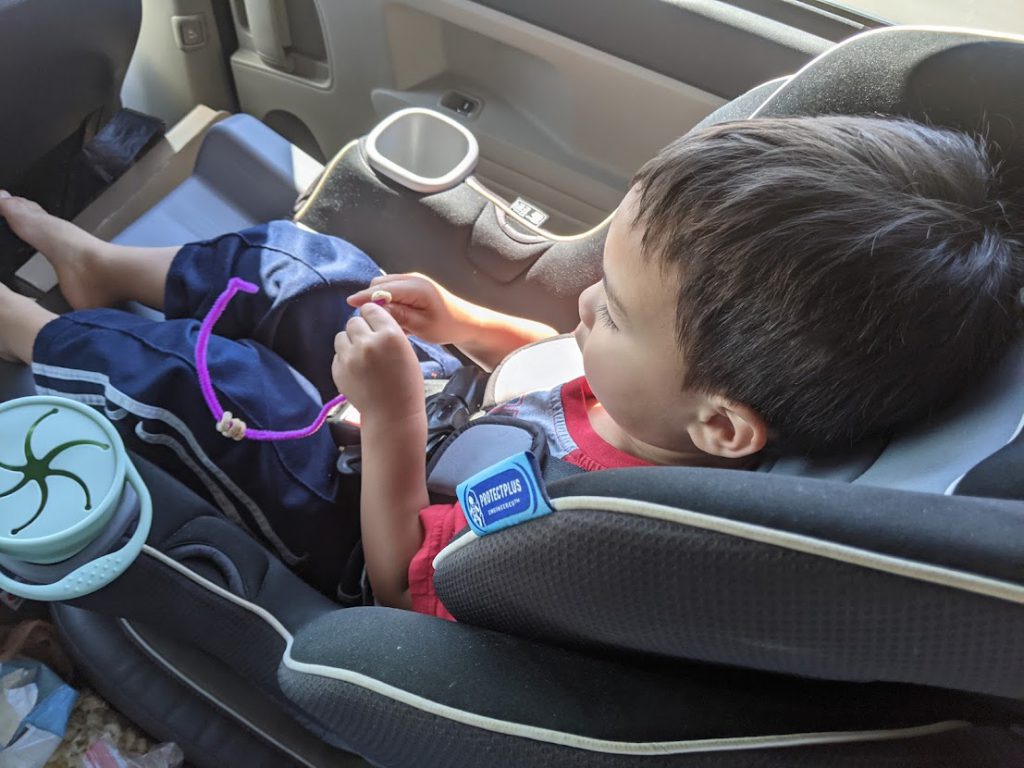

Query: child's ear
[[689, 396, 768, 458]]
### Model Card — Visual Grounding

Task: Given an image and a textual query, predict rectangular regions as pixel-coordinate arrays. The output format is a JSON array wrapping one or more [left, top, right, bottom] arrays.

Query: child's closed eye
[[596, 303, 619, 331]]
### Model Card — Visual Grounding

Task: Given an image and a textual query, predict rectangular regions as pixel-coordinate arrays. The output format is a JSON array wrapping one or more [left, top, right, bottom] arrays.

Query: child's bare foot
[[0, 191, 119, 309]]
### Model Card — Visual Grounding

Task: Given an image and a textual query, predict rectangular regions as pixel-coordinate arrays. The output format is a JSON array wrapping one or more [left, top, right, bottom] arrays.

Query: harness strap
[[426, 415, 584, 498]]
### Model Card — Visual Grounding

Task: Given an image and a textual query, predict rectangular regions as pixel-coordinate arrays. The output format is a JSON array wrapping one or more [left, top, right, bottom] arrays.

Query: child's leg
[[29, 304, 357, 592], [161, 220, 394, 400], [0, 192, 178, 311], [2, 193, 462, 399], [0, 284, 55, 363]]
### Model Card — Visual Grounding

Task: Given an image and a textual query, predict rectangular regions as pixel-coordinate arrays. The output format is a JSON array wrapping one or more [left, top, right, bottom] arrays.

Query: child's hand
[[331, 303, 424, 421], [347, 273, 477, 346]]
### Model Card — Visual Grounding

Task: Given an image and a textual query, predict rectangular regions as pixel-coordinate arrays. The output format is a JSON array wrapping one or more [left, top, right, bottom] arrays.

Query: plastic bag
[[0, 660, 77, 768], [82, 739, 183, 768]]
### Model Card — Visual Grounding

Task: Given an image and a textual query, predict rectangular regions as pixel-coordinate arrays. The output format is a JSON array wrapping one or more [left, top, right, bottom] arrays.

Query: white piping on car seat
[[293, 139, 359, 224], [32, 363, 303, 565], [139, 544, 972, 755], [118, 620, 321, 768], [519, 496, 1024, 606], [431, 529, 477, 570]]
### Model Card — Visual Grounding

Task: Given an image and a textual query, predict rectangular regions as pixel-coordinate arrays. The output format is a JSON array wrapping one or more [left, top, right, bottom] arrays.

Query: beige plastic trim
[[230, 0, 724, 232], [121, 0, 236, 126], [245, 0, 294, 72]]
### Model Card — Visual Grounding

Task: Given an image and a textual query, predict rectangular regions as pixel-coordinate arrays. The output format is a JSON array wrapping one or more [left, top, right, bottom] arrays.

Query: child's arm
[[348, 273, 557, 370], [331, 303, 430, 609]]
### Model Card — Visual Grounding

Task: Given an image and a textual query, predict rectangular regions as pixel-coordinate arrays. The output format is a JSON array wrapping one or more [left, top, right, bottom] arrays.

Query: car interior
[[1, 1, 1024, 766]]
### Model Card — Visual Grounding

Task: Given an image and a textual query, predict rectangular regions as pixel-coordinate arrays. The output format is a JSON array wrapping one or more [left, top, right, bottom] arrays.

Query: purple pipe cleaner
[[195, 277, 347, 441]]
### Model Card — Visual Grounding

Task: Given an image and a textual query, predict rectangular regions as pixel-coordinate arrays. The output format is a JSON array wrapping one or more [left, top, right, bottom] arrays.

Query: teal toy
[[0, 396, 151, 600]]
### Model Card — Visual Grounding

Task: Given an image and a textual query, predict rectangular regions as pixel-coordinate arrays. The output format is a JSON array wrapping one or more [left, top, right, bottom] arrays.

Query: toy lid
[[0, 397, 124, 553]]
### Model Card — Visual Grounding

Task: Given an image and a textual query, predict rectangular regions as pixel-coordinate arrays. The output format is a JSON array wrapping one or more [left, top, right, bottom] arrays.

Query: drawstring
[[195, 278, 347, 441]]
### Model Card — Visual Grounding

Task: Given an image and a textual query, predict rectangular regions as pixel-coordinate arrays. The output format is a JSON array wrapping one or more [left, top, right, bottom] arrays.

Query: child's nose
[[578, 282, 599, 328]]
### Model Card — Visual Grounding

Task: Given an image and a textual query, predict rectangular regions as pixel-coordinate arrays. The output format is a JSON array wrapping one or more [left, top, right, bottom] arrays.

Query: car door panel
[[224, 0, 847, 315], [226, 0, 841, 234]]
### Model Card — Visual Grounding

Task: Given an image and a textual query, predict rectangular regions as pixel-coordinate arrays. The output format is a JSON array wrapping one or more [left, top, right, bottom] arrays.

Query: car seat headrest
[[689, 27, 1024, 495], [751, 27, 1024, 194]]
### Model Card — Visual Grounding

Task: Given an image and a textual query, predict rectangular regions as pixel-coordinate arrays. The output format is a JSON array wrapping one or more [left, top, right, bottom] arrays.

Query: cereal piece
[[370, 289, 392, 306], [216, 411, 247, 441]]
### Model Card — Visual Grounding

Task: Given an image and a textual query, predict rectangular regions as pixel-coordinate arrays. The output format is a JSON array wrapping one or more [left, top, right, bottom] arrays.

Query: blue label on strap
[[457, 451, 553, 536]]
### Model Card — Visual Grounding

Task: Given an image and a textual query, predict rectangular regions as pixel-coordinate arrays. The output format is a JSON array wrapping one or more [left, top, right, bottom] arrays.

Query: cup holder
[[365, 108, 479, 194]]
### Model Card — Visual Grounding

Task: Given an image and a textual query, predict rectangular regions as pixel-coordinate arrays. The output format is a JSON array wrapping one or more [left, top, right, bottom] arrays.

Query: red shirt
[[408, 377, 651, 619]]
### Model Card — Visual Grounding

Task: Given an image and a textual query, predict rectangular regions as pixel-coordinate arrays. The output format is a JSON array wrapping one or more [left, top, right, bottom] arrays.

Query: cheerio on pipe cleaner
[[195, 278, 391, 441]]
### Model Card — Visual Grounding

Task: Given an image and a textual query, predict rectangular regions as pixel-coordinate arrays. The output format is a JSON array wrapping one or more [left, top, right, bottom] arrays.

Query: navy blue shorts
[[31, 221, 461, 590]]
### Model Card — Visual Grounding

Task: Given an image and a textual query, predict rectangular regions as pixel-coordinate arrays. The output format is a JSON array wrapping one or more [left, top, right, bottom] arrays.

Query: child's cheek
[[582, 334, 617, 400]]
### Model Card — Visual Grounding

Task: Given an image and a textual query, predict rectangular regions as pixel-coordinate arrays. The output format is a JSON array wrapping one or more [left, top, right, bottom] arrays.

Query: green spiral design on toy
[[0, 408, 111, 535]]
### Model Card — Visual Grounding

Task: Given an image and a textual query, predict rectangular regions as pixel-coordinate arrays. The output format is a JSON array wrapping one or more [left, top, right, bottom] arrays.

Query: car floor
[[0, 602, 168, 766]]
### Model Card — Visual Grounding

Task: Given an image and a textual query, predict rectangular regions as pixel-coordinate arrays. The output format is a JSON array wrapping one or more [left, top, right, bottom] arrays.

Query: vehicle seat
[[3, 23, 1024, 768]]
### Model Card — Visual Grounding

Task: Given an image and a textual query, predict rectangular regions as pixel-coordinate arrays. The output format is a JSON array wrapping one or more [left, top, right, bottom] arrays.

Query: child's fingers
[[345, 314, 371, 341], [331, 355, 345, 389], [358, 301, 401, 333], [368, 272, 416, 286], [348, 280, 403, 305], [382, 303, 412, 328], [348, 278, 429, 308], [347, 287, 390, 307], [358, 274, 408, 296]]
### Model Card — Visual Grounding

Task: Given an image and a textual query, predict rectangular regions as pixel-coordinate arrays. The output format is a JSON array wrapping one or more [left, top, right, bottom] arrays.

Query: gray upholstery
[[114, 114, 323, 249], [856, 342, 1024, 492]]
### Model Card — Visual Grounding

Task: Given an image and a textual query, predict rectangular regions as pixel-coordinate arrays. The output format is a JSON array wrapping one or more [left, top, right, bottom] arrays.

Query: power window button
[[173, 14, 207, 50]]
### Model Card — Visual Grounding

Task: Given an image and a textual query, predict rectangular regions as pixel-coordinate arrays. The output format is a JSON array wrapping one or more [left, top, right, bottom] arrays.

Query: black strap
[[954, 428, 1024, 501]]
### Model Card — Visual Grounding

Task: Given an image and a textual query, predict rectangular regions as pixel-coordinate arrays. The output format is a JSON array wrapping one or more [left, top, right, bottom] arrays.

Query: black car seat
[[0, 0, 142, 277], [2, 24, 1024, 768]]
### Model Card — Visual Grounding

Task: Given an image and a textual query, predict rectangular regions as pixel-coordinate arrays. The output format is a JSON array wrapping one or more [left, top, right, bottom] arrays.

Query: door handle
[[243, 0, 294, 72]]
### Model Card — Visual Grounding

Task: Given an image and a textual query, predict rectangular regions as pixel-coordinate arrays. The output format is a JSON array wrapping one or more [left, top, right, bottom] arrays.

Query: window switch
[[173, 14, 207, 51], [441, 91, 481, 119]]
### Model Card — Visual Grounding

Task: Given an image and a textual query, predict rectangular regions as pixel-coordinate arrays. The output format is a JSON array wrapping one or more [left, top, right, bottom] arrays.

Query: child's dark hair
[[632, 116, 1024, 452]]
